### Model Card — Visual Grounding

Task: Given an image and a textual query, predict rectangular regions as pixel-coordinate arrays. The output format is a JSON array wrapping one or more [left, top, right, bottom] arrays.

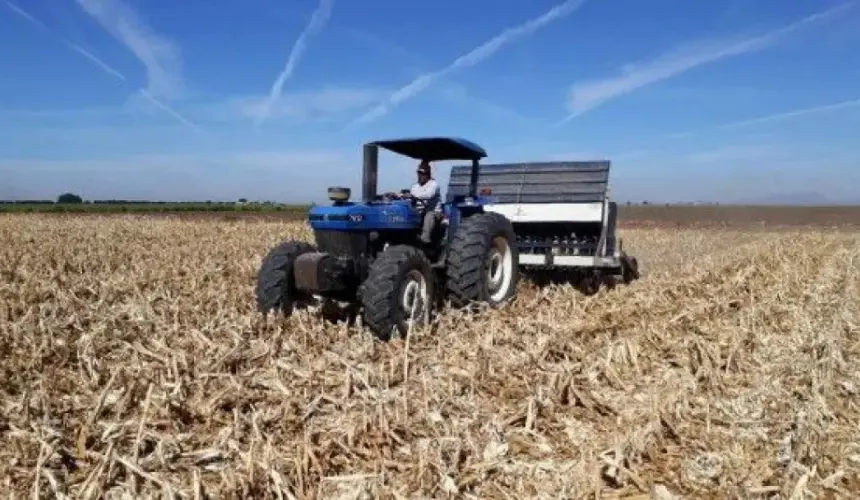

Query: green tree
[[57, 192, 83, 204]]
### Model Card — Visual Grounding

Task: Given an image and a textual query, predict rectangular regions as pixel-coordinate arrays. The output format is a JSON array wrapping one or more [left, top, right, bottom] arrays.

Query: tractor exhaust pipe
[[362, 143, 378, 202]]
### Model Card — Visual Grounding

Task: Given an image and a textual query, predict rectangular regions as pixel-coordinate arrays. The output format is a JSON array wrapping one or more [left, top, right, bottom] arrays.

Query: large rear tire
[[255, 240, 317, 316], [446, 212, 519, 308], [359, 245, 435, 341]]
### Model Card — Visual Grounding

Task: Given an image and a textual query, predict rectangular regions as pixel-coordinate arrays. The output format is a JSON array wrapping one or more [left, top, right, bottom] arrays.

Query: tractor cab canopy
[[370, 136, 487, 162], [362, 136, 488, 202]]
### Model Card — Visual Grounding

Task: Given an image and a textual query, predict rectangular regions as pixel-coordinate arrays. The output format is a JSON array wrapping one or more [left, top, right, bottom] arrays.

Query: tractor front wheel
[[446, 212, 519, 309], [359, 245, 435, 341], [255, 240, 317, 317]]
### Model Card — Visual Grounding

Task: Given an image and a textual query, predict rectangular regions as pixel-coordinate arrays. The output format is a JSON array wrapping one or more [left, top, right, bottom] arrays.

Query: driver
[[406, 160, 441, 244]]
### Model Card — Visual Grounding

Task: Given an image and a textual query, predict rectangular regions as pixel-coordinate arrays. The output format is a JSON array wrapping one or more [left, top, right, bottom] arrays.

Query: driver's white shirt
[[410, 178, 441, 211]]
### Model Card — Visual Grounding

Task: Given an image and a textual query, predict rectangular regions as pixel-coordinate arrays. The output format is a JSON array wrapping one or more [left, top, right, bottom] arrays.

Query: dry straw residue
[[1, 215, 859, 498]]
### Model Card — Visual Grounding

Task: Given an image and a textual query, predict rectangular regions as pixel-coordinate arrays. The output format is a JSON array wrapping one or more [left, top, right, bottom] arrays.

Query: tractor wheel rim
[[401, 270, 429, 326], [487, 236, 514, 302]]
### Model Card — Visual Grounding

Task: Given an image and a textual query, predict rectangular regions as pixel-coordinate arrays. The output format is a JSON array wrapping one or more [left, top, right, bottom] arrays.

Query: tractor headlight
[[328, 186, 351, 203]]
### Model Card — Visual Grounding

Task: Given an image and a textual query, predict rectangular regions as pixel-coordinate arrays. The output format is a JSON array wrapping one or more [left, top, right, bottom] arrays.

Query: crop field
[[1, 213, 859, 498]]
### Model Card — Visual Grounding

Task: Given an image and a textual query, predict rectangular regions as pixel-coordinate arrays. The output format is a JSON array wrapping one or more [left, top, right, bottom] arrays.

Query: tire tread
[[445, 212, 518, 308], [256, 240, 316, 315], [360, 245, 434, 340]]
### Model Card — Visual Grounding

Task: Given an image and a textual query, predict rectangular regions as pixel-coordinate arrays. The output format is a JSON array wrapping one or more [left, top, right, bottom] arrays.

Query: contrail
[[254, 0, 335, 127], [4, 0, 39, 24], [6, 0, 200, 131], [68, 43, 126, 81], [351, 0, 588, 125], [4, 0, 124, 81], [659, 94, 860, 142], [137, 89, 204, 135], [717, 97, 860, 129], [342, 28, 543, 126], [558, 1, 854, 124], [669, 96, 860, 138], [74, 0, 184, 99]]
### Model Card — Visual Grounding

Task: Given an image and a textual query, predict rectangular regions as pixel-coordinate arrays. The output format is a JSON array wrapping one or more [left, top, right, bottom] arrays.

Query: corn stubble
[[1, 214, 859, 499]]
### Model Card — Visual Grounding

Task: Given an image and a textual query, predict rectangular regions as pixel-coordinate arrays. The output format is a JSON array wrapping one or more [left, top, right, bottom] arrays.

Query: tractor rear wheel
[[255, 240, 317, 316], [446, 212, 519, 309], [359, 245, 435, 341]]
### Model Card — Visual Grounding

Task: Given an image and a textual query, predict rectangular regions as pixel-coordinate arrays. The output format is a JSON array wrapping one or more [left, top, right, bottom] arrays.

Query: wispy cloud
[[0, 149, 352, 202], [683, 144, 783, 164], [8, 0, 198, 131], [666, 96, 860, 139], [4, 0, 39, 24], [67, 42, 126, 81], [74, 0, 184, 99], [559, 2, 854, 124], [218, 86, 383, 124], [4, 0, 125, 81], [254, 0, 335, 127], [351, 0, 588, 125], [136, 89, 204, 134], [0, 106, 124, 120], [716, 97, 860, 129], [0, 149, 348, 173], [435, 83, 545, 127], [342, 28, 535, 126]]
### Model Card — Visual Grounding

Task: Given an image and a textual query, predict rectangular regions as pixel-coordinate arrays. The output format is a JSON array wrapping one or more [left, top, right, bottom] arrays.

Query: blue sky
[[1, 0, 859, 204]]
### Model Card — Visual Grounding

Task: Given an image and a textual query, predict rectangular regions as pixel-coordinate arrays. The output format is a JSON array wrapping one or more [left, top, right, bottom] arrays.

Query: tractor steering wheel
[[377, 191, 399, 201], [393, 190, 427, 211], [376, 191, 427, 211], [412, 197, 428, 210]]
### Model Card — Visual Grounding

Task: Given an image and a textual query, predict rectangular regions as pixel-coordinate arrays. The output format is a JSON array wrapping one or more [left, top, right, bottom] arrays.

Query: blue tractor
[[255, 136, 519, 340]]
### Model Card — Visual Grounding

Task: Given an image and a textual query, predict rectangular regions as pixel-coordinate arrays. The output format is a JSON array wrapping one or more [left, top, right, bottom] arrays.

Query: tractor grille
[[314, 230, 367, 258]]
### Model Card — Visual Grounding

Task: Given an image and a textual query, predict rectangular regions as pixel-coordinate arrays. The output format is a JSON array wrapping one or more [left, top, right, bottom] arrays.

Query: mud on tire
[[255, 240, 316, 316], [445, 211, 519, 309], [359, 245, 434, 341]]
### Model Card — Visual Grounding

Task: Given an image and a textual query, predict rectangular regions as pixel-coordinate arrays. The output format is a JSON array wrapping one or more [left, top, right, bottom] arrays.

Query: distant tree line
[[0, 192, 302, 206], [0, 199, 56, 205], [0, 192, 723, 212], [0, 192, 310, 213]]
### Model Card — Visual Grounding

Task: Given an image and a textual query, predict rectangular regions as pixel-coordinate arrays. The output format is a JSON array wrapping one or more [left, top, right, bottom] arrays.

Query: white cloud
[[135, 89, 204, 133], [682, 144, 783, 164], [67, 42, 126, 81], [226, 86, 382, 123], [0, 149, 352, 201], [6, 0, 197, 130], [717, 97, 860, 129], [5, 0, 126, 81], [75, 0, 184, 99], [254, 0, 335, 126], [0, 106, 123, 120], [435, 83, 544, 126], [663, 96, 860, 139], [559, 2, 853, 123], [351, 0, 588, 125], [0, 149, 348, 174], [332, 27, 541, 127], [4, 0, 41, 25]]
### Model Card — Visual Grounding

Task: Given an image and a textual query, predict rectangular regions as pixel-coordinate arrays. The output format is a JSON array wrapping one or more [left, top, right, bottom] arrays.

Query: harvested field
[[619, 205, 860, 229], [36, 204, 860, 229], [1, 214, 859, 498]]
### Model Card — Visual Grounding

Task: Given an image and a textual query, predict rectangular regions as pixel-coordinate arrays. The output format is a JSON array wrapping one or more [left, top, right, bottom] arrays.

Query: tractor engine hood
[[308, 201, 420, 231]]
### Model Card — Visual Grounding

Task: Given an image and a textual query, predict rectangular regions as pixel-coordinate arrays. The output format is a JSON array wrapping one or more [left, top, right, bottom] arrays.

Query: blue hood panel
[[308, 201, 421, 231]]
